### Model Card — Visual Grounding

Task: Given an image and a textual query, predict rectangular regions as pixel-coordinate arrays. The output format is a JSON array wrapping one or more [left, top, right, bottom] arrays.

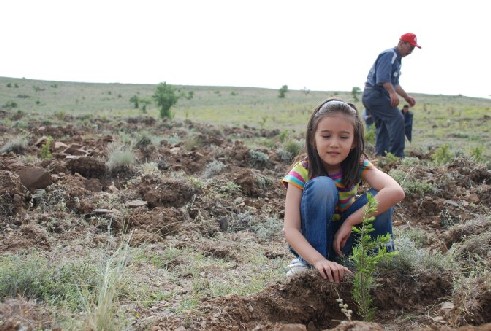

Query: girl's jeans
[[293, 176, 394, 263]]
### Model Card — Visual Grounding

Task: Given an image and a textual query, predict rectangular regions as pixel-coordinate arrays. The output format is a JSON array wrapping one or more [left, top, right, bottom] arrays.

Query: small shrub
[[255, 173, 273, 189], [376, 152, 400, 170], [394, 227, 430, 248], [54, 111, 66, 120], [252, 216, 282, 241], [164, 133, 181, 146], [276, 149, 293, 162], [451, 265, 491, 326], [283, 140, 302, 158], [392, 235, 454, 273], [439, 208, 462, 228], [249, 150, 270, 168], [183, 136, 202, 150], [106, 144, 135, 172], [279, 130, 289, 143], [203, 160, 225, 178], [389, 169, 435, 197], [400, 156, 422, 167], [40, 136, 53, 160], [364, 125, 376, 145], [0, 137, 28, 154], [3, 101, 18, 108], [432, 144, 453, 165], [135, 134, 152, 149], [129, 95, 140, 108], [140, 162, 160, 176], [469, 146, 485, 164], [218, 181, 241, 195], [228, 212, 254, 232], [188, 176, 205, 190], [260, 116, 268, 129]]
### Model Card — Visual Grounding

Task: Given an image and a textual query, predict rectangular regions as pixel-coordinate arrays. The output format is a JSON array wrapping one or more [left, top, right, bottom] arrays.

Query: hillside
[[1, 76, 490, 158]]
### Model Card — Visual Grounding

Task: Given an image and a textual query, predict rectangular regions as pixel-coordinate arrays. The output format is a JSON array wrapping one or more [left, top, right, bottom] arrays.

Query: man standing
[[362, 33, 421, 157]]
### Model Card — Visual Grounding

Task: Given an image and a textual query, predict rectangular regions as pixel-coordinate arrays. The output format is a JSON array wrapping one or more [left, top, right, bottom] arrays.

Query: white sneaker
[[286, 257, 309, 276]]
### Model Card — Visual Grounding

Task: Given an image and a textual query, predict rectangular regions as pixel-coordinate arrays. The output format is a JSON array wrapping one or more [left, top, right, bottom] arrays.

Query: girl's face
[[313, 113, 356, 171]]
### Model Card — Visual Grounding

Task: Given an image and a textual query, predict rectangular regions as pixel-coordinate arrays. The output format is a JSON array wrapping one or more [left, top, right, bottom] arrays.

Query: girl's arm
[[333, 166, 405, 255], [361, 165, 405, 217], [283, 185, 350, 282]]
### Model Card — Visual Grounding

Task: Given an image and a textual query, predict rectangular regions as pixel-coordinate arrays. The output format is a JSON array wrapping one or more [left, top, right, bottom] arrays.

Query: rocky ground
[[0, 112, 490, 331]]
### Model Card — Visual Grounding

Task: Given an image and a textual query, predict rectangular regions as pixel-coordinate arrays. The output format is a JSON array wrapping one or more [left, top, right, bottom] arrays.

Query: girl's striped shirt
[[282, 159, 373, 221]]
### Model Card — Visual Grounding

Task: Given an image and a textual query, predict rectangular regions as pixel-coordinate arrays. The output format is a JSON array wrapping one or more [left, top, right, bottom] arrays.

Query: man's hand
[[389, 91, 400, 107], [404, 95, 416, 107]]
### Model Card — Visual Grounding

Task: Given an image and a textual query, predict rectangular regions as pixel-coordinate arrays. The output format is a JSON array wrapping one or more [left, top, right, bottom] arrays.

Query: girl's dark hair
[[305, 98, 365, 188]]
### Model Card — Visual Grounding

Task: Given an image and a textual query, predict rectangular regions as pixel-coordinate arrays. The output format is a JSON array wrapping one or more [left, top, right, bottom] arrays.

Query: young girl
[[282, 99, 405, 283]]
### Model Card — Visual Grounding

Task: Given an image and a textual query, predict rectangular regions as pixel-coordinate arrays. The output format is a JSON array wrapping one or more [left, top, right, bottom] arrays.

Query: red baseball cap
[[400, 33, 421, 49]]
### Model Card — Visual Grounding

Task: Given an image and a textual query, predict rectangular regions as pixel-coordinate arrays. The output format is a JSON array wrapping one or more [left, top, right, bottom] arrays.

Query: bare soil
[[1, 114, 490, 331]]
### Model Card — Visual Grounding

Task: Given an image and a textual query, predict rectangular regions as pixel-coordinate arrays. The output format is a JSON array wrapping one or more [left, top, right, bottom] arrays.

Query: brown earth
[[0, 115, 490, 331]]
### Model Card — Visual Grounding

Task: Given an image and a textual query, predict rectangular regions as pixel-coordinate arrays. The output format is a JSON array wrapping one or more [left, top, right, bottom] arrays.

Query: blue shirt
[[365, 47, 402, 88]]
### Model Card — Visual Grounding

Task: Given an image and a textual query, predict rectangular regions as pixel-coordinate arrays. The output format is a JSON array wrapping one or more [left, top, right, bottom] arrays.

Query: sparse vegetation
[[129, 95, 140, 108], [470, 146, 485, 163], [249, 149, 270, 168], [106, 143, 136, 172], [389, 169, 435, 197], [40, 136, 53, 159], [203, 160, 225, 178], [0, 77, 490, 330], [432, 144, 454, 165], [0, 136, 28, 154], [364, 125, 375, 144]]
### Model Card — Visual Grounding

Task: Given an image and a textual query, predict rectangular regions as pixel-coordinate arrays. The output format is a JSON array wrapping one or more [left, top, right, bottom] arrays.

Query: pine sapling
[[350, 193, 397, 321]]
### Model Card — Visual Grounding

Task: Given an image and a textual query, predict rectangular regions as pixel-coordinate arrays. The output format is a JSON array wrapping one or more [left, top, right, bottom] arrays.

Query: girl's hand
[[313, 259, 351, 283], [334, 222, 353, 256]]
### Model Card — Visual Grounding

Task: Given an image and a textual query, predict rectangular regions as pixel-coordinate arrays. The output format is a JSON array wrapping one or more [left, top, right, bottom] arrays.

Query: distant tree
[[140, 98, 151, 114], [352, 86, 361, 102], [129, 95, 140, 108], [279, 85, 289, 98], [153, 82, 179, 119]]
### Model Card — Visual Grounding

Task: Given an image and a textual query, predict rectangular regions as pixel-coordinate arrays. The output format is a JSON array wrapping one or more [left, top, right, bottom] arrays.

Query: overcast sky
[[1, 0, 490, 98]]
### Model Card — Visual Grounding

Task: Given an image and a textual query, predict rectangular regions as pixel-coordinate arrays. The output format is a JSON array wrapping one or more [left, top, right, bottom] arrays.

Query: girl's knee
[[306, 176, 337, 190], [303, 176, 338, 203], [372, 208, 394, 236]]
